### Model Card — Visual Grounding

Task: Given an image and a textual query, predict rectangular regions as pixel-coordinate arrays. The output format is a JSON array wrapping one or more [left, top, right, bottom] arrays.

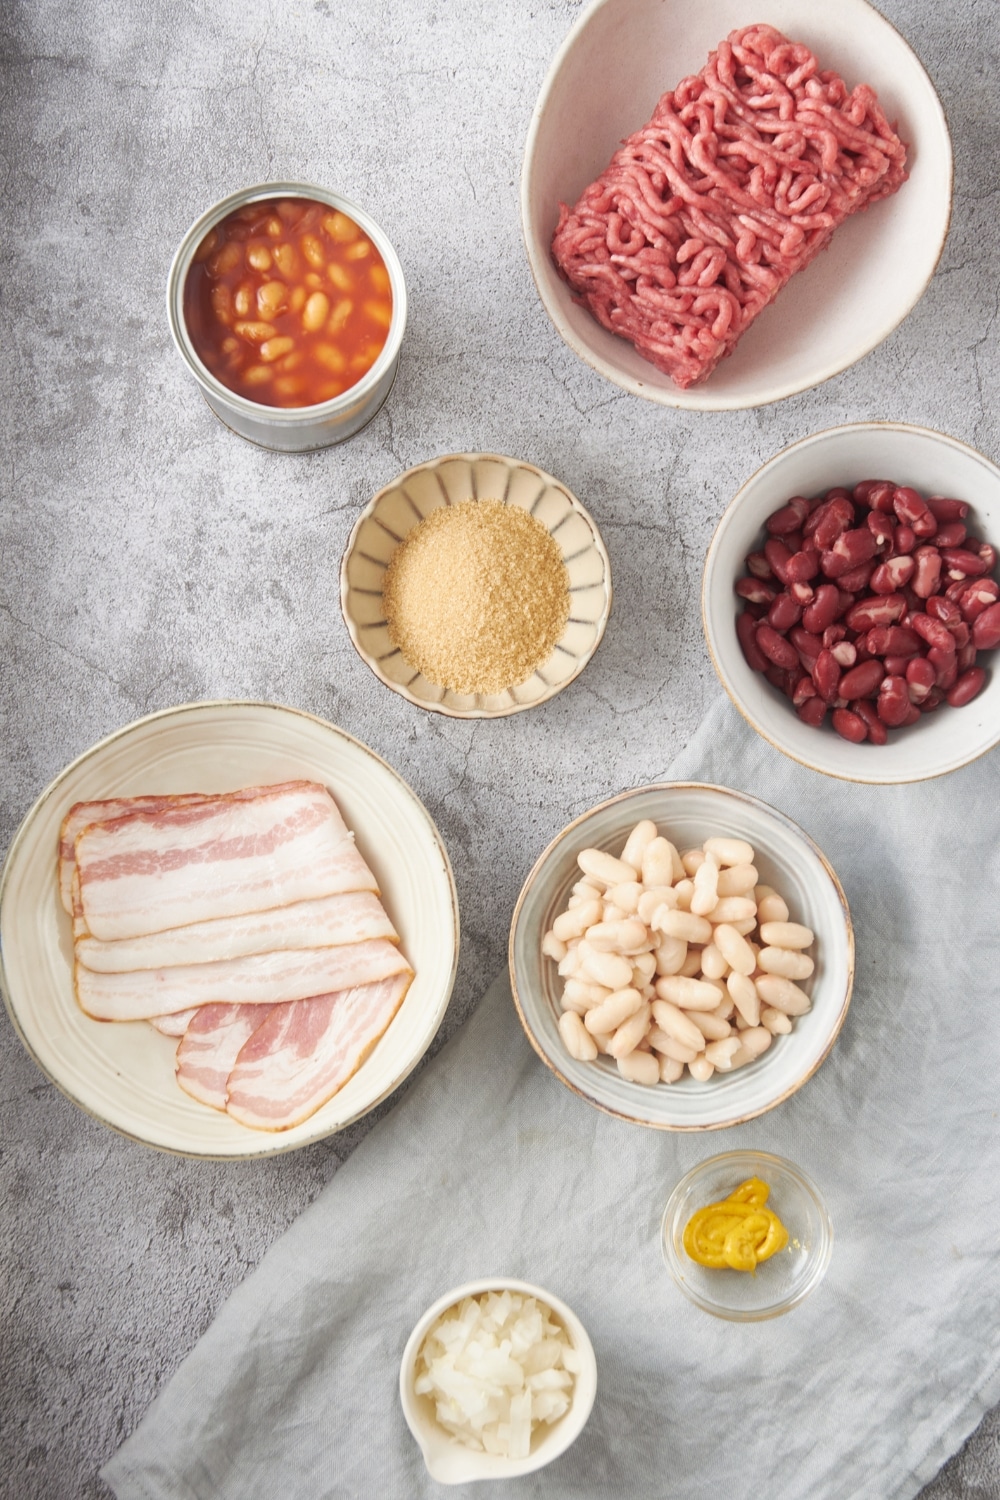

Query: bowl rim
[[165, 179, 408, 423], [508, 780, 855, 1131], [660, 1148, 834, 1320], [0, 698, 460, 1160], [701, 420, 1000, 784], [339, 451, 614, 719], [399, 1276, 598, 1480], [519, 0, 954, 411]]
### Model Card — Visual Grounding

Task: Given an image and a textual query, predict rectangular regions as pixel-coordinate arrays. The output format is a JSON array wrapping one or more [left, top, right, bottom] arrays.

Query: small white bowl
[[521, 0, 952, 410], [399, 1278, 597, 1485], [509, 783, 854, 1131], [702, 423, 1000, 783], [341, 453, 612, 718]]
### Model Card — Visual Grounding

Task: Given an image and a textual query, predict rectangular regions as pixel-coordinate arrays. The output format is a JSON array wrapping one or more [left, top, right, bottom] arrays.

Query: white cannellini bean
[[658, 910, 713, 945], [632, 952, 657, 981], [712, 996, 735, 1020], [681, 848, 706, 876], [716, 863, 758, 896], [761, 1007, 792, 1035], [699, 943, 728, 980], [704, 836, 755, 867], [713, 923, 756, 976], [678, 948, 703, 978], [552, 901, 602, 942], [755, 886, 790, 924], [754, 974, 812, 1016], [654, 937, 688, 976], [757, 947, 815, 981], [601, 904, 627, 923], [608, 1003, 652, 1058], [650, 999, 705, 1052], [591, 1029, 615, 1054], [559, 991, 591, 1017], [727, 970, 760, 1027], [617, 1049, 660, 1085], [541, 932, 567, 962], [737, 1026, 773, 1059], [672, 879, 694, 911], [648, 1027, 699, 1063], [577, 945, 634, 991], [563, 979, 610, 1009], [637, 886, 677, 924], [729, 917, 758, 937], [557, 948, 580, 978], [621, 819, 658, 872], [659, 1055, 685, 1084], [608, 881, 643, 914], [706, 896, 757, 924], [558, 1010, 599, 1061], [690, 853, 720, 916], [759, 921, 814, 950], [578, 848, 637, 887], [655, 975, 724, 1011], [584, 987, 643, 1034], [585, 918, 648, 953], [641, 837, 678, 888], [572, 880, 602, 901], [689, 1011, 732, 1041], [688, 1056, 715, 1081], [704, 1037, 741, 1071]]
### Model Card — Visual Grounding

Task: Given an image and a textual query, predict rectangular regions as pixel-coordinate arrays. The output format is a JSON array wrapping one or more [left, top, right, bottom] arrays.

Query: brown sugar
[[381, 499, 570, 695]]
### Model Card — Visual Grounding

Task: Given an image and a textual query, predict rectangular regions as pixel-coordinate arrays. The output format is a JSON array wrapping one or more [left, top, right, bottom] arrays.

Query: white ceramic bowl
[[0, 701, 459, 1158], [509, 783, 853, 1131], [521, 0, 952, 410], [399, 1278, 597, 1485], [341, 453, 612, 718], [703, 423, 1000, 783]]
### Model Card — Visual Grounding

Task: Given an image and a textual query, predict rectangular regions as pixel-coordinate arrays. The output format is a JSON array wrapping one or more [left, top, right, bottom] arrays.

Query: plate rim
[[0, 698, 461, 1159], [507, 780, 855, 1131]]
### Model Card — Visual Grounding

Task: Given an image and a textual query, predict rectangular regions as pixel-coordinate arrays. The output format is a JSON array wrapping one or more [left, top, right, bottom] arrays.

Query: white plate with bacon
[[0, 701, 459, 1157]]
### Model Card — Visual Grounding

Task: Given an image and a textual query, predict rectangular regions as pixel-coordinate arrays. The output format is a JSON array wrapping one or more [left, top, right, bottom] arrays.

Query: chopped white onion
[[414, 1290, 579, 1457]]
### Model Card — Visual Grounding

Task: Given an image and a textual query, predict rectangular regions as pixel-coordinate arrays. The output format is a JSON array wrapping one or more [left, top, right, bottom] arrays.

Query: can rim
[[166, 181, 408, 424]]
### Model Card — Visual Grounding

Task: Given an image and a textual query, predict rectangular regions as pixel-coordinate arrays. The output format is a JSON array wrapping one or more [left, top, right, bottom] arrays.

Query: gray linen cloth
[[103, 698, 1000, 1500]]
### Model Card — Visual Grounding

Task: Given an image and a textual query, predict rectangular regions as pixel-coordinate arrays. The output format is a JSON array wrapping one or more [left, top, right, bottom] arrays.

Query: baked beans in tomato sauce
[[183, 197, 393, 408]]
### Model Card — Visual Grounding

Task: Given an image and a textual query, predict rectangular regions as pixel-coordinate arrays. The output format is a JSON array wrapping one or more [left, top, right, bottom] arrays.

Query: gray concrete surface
[[1, 0, 997, 1495]]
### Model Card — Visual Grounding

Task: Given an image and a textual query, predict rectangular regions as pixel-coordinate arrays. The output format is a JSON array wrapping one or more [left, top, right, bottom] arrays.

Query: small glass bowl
[[661, 1150, 833, 1321]]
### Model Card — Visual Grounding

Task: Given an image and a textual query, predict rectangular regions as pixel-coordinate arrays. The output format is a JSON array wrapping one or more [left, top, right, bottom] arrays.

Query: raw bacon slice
[[226, 974, 411, 1131], [58, 793, 211, 914], [75, 782, 377, 942], [149, 1009, 198, 1037], [76, 891, 397, 973], [75, 939, 410, 1022], [175, 1004, 276, 1110], [551, 24, 908, 388]]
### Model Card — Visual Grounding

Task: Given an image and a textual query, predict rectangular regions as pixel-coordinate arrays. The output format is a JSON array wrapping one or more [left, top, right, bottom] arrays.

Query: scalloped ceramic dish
[[340, 453, 612, 717], [521, 0, 952, 410], [0, 701, 459, 1158], [509, 782, 853, 1130]]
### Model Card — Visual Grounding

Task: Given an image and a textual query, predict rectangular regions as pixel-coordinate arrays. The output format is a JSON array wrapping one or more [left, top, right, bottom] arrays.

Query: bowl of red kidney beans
[[702, 423, 1000, 782]]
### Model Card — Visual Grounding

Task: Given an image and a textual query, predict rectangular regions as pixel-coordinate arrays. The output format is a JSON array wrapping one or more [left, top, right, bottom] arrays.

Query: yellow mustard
[[683, 1177, 789, 1272]]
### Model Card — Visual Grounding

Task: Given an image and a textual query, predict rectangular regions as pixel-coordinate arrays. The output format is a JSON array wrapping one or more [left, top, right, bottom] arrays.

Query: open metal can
[[166, 181, 407, 452]]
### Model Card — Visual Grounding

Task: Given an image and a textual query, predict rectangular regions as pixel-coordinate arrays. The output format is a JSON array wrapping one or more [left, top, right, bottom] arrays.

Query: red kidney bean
[[838, 562, 875, 593], [766, 496, 810, 535], [812, 649, 842, 701], [764, 538, 794, 584], [866, 481, 897, 514], [797, 695, 828, 727], [833, 527, 877, 567], [757, 623, 800, 670], [832, 707, 867, 743], [790, 626, 823, 667], [911, 613, 956, 652], [921, 686, 946, 713], [853, 479, 883, 505], [974, 541, 998, 570], [942, 548, 990, 578], [737, 611, 768, 672], [949, 620, 971, 648], [782, 530, 804, 554], [906, 656, 936, 701], [926, 496, 969, 522], [844, 594, 906, 631], [926, 595, 961, 626], [947, 667, 986, 707], [830, 641, 857, 668], [865, 624, 921, 658], [784, 549, 821, 583], [790, 582, 815, 605], [933, 522, 967, 548], [869, 556, 915, 594], [884, 654, 914, 676], [972, 601, 1000, 650], [893, 525, 917, 555], [893, 486, 931, 527], [851, 699, 888, 745], [877, 675, 911, 726], [866, 511, 895, 548], [822, 624, 847, 648], [957, 641, 978, 672], [839, 659, 884, 699], [901, 702, 922, 726], [910, 546, 942, 599], [767, 593, 802, 632], [806, 497, 855, 548], [835, 589, 856, 618], [959, 579, 1000, 621], [735, 577, 777, 605], [746, 550, 773, 580], [743, 601, 768, 620], [928, 647, 958, 690], [801, 584, 840, 634], [792, 675, 817, 706]]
